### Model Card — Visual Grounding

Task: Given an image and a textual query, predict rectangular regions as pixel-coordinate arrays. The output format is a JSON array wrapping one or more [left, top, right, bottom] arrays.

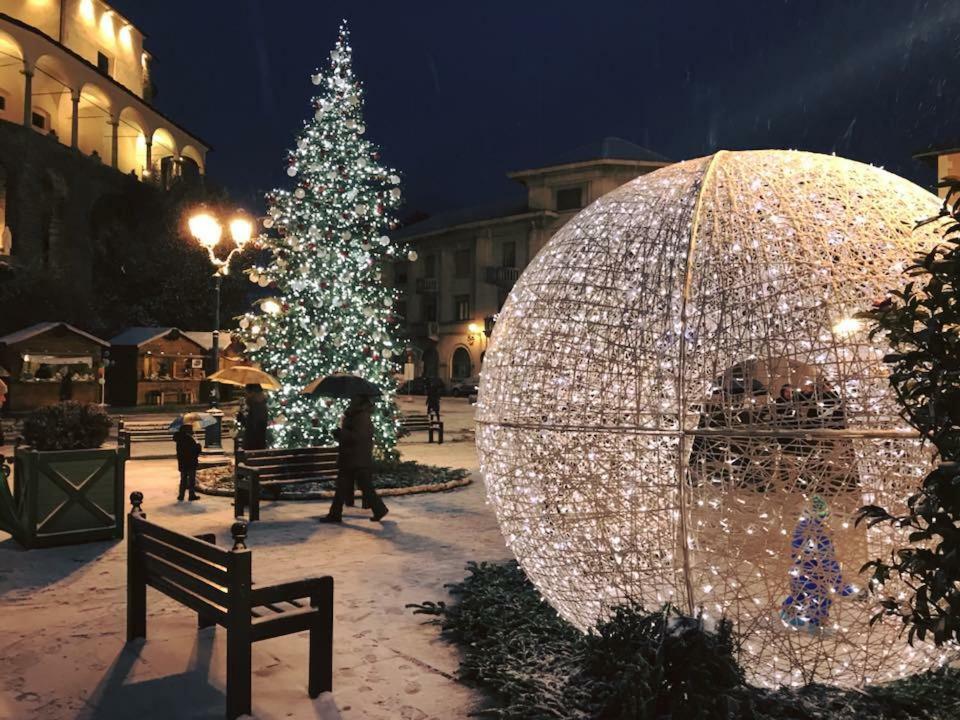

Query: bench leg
[[250, 477, 260, 522], [234, 481, 247, 519], [127, 529, 146, 642], [309, 577, 334, 698], [226, 630, 252, 720]]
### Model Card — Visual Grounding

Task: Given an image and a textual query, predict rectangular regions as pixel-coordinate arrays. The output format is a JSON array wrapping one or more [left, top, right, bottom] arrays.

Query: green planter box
[[0, 443, 128, 549]]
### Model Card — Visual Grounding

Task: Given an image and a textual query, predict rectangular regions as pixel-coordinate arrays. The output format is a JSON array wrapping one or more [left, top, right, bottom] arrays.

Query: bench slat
[[143, 554, 229, 607], [249, 578, 329, 607], [140, 535, 228, 585], [243, 454, 338, 468], [147, 574, 228, 624], [132, 516, 229, 565], [251, 606, 321, 642]]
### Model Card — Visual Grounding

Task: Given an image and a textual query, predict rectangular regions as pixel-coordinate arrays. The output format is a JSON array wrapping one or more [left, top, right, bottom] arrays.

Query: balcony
[[408, 321, 440, 340], [485, 266, 521, 288], [416, 277, 439, 293]]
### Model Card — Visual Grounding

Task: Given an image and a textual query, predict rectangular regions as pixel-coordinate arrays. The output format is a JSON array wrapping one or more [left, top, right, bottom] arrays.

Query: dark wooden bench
[[235, 445, 339, 522], [118, 416, 236, 443], [399, 412, 444, 444], [126, 491, 334, 719]]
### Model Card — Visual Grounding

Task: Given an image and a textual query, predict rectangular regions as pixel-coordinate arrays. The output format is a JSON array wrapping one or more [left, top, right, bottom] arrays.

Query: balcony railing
[[485, 266, 521, 288], [415, 277, 439, 293]]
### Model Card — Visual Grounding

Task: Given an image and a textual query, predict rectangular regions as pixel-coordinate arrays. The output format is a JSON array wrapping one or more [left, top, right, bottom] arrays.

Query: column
[[21, 68, 33, 128], [70, 92, 80, 148], [144, 138, 152, 175], [110, 120, 119, 168]]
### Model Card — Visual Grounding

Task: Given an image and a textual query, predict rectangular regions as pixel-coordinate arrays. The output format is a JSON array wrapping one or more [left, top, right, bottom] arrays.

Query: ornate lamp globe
[[476, 150, 955, 688]]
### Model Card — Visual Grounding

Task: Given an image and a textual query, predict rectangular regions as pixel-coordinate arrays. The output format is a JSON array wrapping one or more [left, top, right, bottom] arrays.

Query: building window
[[423, 296, 438, 322], [97, 52, 111, 76], [452, 347, 472, 380], [556, 186, 583, 211], [454, 294, 471, 321], [502, 241, 516, 268], [31, 109, 49, 132], [454, 248, 472, 278], [423, 253, 436, 278]]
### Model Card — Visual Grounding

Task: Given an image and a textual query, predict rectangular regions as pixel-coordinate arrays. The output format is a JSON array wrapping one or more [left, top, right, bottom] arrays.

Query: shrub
[[22, 402, 112, 451]]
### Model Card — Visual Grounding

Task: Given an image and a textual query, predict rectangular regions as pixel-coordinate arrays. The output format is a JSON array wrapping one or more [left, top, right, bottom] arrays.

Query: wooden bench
[[117, 417, 237, 443], [126, 491, 334, 719], [399, 412, 444, 444], [235, 445, 339, 522]]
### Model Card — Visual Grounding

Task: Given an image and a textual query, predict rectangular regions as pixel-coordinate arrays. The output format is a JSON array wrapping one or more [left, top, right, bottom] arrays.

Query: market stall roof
[[182, 331, 234, 350], [0, 322, 109, 348], [110, 327, 206, 352]]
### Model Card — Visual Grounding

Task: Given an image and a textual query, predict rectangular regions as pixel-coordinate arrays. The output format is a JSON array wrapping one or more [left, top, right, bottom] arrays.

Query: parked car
[[450, 376, 480, 397], [397, 377, 446, 395]]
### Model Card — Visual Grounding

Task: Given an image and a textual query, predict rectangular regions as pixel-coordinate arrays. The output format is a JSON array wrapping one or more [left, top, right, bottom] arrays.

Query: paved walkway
[[0, 399, 509, 720]]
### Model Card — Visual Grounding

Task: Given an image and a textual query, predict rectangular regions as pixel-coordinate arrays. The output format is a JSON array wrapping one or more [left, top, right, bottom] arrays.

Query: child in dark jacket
[[174, 425, 202, 501]]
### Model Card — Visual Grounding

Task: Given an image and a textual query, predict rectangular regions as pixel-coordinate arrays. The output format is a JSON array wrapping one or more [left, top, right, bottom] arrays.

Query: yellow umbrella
[[208, 366, 281, 391]]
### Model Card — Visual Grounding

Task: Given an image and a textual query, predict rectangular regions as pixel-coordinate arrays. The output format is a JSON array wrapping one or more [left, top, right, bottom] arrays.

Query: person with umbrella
[[308, 375, 389, 523], [238, 383, 269, 451]]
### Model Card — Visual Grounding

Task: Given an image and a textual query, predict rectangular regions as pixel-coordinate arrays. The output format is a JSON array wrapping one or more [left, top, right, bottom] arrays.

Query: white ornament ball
[[287, 166, 298, 177], [390, 188, 401, 200], [476, 150, 953, 689], [262, 217, 274, 229], [388, 174, 400, 185], [407, 250, 418, 262], [357, 125, 365, 134], [294, 188, 306, 199], [383, 348, 393, 358], [311, 72, 322, 85], [382, 297, 393, 307], [239, 317, 250, 330], [297, 138, 308, 150], [379, 236, 390, 247]]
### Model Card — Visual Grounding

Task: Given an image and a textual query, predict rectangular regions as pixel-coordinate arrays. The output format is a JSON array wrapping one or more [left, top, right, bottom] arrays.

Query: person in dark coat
[[239, 383, 269, 451], [320, 395, 388, 523], [174, 424, 202, 501], [58, 370, 73, 401], [425, 378, 441, 418]]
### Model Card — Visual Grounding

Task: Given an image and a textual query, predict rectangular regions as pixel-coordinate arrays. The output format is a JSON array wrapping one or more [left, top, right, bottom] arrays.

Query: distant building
[[0, 1, 208, 289], [914, 140, 960, 198], [391, 138, 671, 384]]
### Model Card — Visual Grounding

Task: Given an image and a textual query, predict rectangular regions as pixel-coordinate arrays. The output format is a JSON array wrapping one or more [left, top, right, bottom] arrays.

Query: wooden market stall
[[0, 322, 108, 411], [107, 328, 210, 406]]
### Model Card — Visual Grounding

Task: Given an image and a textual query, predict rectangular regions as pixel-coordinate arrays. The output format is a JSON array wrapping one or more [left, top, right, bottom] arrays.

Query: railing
[[415, 277, 439, 293], [485, 266, 521, 287]]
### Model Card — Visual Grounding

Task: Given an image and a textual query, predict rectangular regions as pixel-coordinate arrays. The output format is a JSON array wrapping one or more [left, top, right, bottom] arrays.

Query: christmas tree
[[236, 21, 412, 454]]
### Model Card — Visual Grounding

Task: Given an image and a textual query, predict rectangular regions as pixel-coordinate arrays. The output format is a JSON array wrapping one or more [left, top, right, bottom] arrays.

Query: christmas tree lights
[[476, 150, 956, 687], [236, 22, 409, 453]]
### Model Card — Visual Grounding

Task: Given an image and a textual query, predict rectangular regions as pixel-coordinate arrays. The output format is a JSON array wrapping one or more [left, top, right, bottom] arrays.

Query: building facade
[[0, 0, 208, 259], [391, 138, 671, 384], [915, 142, 960, 198]]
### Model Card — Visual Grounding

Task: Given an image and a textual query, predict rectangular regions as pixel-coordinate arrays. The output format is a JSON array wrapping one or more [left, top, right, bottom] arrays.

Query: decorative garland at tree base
[[409, 561, 960, 720]]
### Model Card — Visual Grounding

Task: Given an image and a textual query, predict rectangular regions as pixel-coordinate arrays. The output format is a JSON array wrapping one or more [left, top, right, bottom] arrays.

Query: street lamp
[[188, 209, 254, 450]]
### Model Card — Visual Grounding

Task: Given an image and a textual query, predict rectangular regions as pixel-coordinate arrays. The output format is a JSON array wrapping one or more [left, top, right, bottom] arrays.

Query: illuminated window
[[97, 52, 111, 76], [556, 186, 583, 211], [454, 294, 471, 321], [31, 109, 49, 132]]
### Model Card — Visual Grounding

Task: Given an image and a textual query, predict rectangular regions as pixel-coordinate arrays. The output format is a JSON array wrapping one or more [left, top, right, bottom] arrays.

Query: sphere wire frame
[[476, 150, 956, 687]]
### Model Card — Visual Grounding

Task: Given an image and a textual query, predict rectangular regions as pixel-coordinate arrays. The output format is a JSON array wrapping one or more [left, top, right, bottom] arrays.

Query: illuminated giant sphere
[[476, 150, 955, 687]]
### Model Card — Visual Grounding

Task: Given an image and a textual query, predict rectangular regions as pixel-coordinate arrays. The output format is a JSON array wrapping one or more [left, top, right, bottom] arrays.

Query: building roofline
[[0, 13, 210, 151], [400, 209, 557, 242], [110, 327, 207, 349], [0, 321, 109, 347], [913, 146, 958, 166], [508, 157, 670, 181]]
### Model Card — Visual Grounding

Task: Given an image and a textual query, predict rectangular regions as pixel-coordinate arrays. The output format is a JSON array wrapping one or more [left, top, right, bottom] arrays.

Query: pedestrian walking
[[238, 383, 269, 451], [425, 377, 441, 419], [319, 395, 388, 523], [174, 424, 202, 501]]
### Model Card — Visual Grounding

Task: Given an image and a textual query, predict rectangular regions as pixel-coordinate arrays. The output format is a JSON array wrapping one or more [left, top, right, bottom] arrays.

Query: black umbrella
[[303, 374, 381, 398]]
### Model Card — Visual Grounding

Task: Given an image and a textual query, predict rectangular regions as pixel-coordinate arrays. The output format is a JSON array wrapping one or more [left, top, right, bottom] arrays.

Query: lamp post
[[188, 210, 253, 450]]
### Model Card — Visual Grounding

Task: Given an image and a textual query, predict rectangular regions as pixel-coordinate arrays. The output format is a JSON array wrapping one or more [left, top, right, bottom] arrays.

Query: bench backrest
[[239, 446, 339, 481], [128, 494, 250, 624]]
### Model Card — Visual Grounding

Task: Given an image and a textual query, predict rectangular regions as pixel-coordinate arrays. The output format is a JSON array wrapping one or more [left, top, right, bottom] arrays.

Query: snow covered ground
[[0, 398, 510, 720]]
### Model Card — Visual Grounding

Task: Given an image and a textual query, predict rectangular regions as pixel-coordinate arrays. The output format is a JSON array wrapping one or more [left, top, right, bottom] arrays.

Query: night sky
[[112, 0, 960, 218]]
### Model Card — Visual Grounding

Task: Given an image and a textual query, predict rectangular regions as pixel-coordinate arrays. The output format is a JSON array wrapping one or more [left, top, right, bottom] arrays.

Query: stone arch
[[117, 105, 148, 176], [33, 53, 75, 139], [150, 127, 177, 184], [180, 143, 204, 175], [75, 82, 112, 159], [0, 30, 24, 125], [451, 345, 472, 381]]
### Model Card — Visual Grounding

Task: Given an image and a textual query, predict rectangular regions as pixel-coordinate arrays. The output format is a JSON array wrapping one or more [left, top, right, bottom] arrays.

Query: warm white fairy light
[[476, 150, 956, 688]]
